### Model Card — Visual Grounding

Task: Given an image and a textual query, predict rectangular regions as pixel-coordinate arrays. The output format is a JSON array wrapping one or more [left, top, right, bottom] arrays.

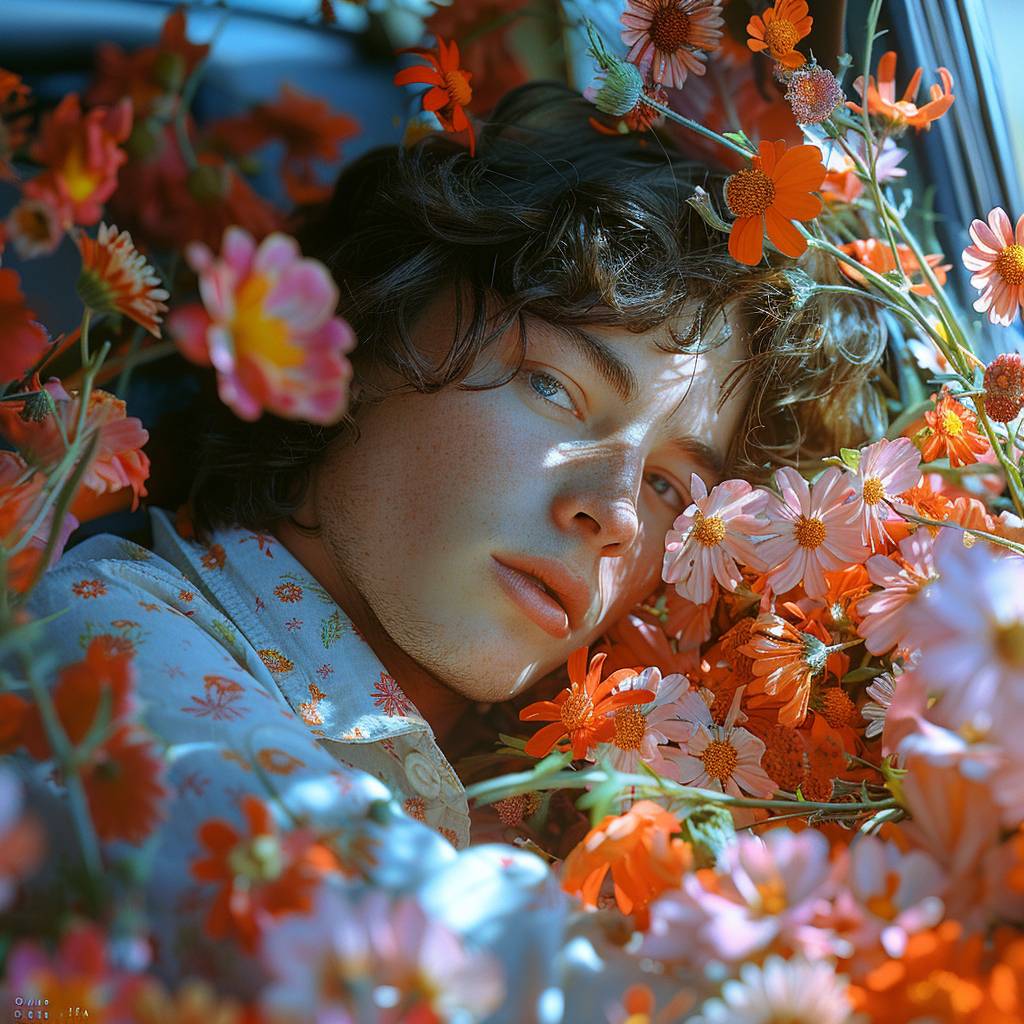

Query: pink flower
[[0, 769, 44, 911], [861, 670, 896, 739], [856, 531, 937, 655], [662, 474, 767, 604], [961, 206, 1024, 326], [642, 829, 836, 965], [260, 887, 504, 1023], [831, 835, 944, 966], [757, 467, 867, 599], [168, 227, 356, 424], [592, 667, 697, 778], [849, 437, 921, 549], [901, 533, 1024, 732], [667, 687, 775, 812], [621, 0, 725, 89]]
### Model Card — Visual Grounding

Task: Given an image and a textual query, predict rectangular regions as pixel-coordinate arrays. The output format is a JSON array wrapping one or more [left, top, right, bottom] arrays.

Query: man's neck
[[272, 516, 470, 748]]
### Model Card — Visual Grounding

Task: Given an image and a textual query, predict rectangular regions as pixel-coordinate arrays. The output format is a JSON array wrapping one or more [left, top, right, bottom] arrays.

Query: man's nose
[[550, 447, 642, 556]]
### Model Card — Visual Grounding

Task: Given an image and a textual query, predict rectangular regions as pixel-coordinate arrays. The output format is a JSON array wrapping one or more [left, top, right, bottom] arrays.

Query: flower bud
[[983, 352, 1024, 422], [594, 58, 645, 117]]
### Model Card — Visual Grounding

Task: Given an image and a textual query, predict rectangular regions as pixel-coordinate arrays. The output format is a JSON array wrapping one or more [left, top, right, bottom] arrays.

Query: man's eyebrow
[[543, 321, 639, 404], [664, 435, 727, 481]]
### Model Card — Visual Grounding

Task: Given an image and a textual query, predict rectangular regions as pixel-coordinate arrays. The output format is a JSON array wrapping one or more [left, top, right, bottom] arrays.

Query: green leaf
[[842, 666, 884, 684], [839, 447, 862, 471], [532, 749, 574, 777], [321, 610, 344, 648], [497, 733, 527, 751], [678, 803, 735, 868]]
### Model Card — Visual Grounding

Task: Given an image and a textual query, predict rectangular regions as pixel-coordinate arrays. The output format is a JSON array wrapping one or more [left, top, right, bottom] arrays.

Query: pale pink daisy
[[962, 206, 1024, 326], [642, 829, 836, 964], [620, 0, 725, 90], [690, 955, 854, 1024], [592, 667, 697, 778], [849, 437, 921, 549], [667, 687, 775, 809], [902, 532, 1024, 731], [662, 474, 767, 604], [861, 669, 897, 739], [831, 835, 944, 963], [856, 530, 937, 655], [261, 887, 503, 1023], [168, 226, 356, 424], [756, 466, 867, 599]]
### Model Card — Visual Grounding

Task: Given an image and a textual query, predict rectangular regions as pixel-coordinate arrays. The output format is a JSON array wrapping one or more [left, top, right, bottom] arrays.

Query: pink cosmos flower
[[168, 227, 356, 424], [856, 530, 937, 656], [662, 474, 767, 604], [961, 206, 1024, 326], [642, 829, 836, 965], [666, 687, 775, 813], [0, 769, 44, 911], [690, 956, 853, 1024], [860, 669, 897, 739], [902, 533, 1024, 732], [621, 0, 725, 90], [756, 466, 867, 599], [849, 437, 921, 549], [592, 667, 697, 778], [830, 835, 944, 966], [260, 886, 503, 1023]]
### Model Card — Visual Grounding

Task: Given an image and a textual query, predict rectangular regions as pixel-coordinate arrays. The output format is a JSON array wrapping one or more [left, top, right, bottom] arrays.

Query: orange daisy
[[746, 0, 813, 69], [723, 139, 825, 265], [919, 390, 989, 468], [560, 800, 691, 929], [190, 794, 337, 952], [848, 50, 954, 132], [77, 223, 169, 338], [393, 36, 475, 156], [838, 237, 951, 297], [518, 646, 653, 759]]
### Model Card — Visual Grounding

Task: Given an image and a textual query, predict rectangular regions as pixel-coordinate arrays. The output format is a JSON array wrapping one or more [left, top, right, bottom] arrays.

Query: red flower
[[848, 50, 954, 132], [0, 68, 32, 180], [190, 794, 338, 952], [25, 94, 132, 227], [919, 390, 989, 468], [0, 269, 50, 386], [838, 237, 950, 297], [519, 646, 654, 759], [394, 36, 476, 156]]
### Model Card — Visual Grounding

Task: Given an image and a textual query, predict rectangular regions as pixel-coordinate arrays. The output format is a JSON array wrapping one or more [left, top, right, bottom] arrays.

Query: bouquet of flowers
[[2, 1, 1023, 1021]]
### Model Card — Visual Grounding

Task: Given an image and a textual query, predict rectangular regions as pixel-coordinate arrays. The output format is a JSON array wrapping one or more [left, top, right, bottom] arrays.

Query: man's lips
[[490, 554, 590, 638]]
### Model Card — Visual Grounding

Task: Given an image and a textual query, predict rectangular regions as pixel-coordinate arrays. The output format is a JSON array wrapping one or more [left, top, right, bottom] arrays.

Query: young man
[[17, 82, 884, 1008]]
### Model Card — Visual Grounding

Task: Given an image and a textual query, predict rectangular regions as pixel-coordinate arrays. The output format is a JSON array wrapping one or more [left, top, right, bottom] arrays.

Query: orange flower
[[190, 794, 337, 952], [561, 800, 691, 928], [518, 646, 653, 759], [77, 223, 168, 337], [918, 390, 989, 468], [739, 615, 837, 727], [25, 94, 132, 227], [0, 68, 32, 180], [838, 238, 951, 297], [746, 0, 812, 69], [724, 139, 825, 265], [0, 269, 50, 386], [394, 36, 475, 156], [114, 977, 244, 1024], [848, 50, 954, 132]]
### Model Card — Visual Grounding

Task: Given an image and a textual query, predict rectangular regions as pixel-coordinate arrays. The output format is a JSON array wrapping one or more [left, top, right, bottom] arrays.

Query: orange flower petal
[[764, 206, 808, 257], [729, 215, 765, 265]]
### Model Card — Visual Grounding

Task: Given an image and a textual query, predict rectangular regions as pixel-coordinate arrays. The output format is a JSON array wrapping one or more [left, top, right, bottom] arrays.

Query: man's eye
[[526, 370, 578, 415], [645, 472, 688, 511]]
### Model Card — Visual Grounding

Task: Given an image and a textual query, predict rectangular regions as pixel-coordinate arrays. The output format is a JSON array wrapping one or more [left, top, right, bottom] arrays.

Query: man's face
[[310, 293, 750, 703]]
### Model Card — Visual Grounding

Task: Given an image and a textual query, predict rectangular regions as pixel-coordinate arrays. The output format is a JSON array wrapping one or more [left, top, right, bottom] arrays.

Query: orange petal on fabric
[[729, 215, 765, 265], [765, 206, 808, 258], [393, 66, 443, 87]]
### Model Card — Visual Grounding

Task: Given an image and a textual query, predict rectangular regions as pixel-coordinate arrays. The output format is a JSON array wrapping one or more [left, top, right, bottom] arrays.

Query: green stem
[[639, 96, 755, 160], [892, 504, 1024, 555]]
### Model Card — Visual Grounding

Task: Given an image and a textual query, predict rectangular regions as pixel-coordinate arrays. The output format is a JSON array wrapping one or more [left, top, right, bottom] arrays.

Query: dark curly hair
[[164, 81, 887, 540]]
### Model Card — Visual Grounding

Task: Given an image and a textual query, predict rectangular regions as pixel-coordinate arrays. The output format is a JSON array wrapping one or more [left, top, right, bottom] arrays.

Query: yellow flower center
[[11, 202, 53, 243], [725, 168, 776, 218], [940, 409, 964, 437], [692, 512, 727, 547], [560, 685, 594, 732], [613, 706, 648, 751], [996, 243, 1024, 286], [993, 620, 1024, 669], [755, 876, 788, 915], [61, 143, 104, 203], [907, 971, 982, 1016], [794, 514, 826, 549], [443, 69, 472, 108], [232, 274, 305, 368], [862, 476, 886, 505], [228, 834, 283, 882], [700, 738, 739, 781], [650, 6, 692, 52], [818, 686, 856, 729], [764, 18, 800, 57]]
